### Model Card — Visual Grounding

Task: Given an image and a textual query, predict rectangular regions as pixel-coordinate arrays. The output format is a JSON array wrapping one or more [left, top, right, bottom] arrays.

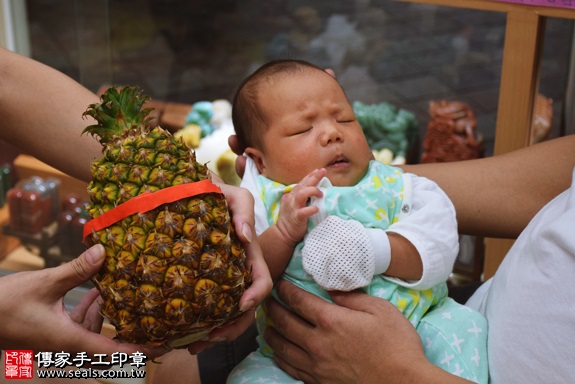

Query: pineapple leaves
[[82, 86, 154, 144]]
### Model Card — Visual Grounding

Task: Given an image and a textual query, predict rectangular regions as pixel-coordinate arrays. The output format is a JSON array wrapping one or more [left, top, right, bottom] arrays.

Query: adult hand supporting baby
[[264, 280, 471, 384]]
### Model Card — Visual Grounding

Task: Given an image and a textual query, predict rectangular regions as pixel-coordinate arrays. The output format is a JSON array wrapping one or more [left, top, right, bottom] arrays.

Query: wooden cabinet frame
[[403, 0, 575, 279]]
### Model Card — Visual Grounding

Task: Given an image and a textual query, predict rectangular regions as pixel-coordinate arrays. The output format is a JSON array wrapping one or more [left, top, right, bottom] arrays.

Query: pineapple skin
[[84, 90, 251, 347]]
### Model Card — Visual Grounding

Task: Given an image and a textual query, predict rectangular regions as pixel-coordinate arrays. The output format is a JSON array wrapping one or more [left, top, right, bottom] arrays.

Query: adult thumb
[[51, 244, 106, 295], [329, 290, 386, 314]]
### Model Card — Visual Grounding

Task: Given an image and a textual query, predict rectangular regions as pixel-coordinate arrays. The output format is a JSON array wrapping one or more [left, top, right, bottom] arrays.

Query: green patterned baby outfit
[[228, 160, 488, 384]]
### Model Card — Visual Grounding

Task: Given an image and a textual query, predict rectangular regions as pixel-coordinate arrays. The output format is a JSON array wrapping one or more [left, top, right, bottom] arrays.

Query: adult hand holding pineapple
[[82, 86, 271, 348], [0, 244, 166, 358], [185, 180, 271, 355], [0, 48, 270, 361]]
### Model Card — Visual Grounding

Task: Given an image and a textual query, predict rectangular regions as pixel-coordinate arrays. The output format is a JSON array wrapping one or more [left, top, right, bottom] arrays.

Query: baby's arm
[[383, 174, 459, 289], [302, 173, 457, 292], [384, 233, 422, 280], [260, 169, 326, 281]]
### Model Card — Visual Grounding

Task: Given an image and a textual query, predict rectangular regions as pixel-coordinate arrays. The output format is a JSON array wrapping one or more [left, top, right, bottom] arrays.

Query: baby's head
[[232, 59, 373, 186]]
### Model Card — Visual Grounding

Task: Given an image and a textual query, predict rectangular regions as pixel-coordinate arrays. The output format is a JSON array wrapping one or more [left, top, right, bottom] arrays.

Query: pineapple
[[82, 86, 251, 347]]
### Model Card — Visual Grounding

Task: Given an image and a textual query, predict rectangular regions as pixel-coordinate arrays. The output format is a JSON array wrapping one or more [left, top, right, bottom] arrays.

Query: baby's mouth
[[327, 156, 349, 168]]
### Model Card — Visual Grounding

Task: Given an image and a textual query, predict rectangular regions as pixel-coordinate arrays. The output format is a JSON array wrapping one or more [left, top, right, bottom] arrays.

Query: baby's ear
[[245, 147, 266, 174]]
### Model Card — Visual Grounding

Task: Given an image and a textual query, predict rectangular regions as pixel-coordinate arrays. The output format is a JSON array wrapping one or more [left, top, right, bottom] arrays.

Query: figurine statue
[[353, 101, 419, 164], [421, 100, 482, 163]]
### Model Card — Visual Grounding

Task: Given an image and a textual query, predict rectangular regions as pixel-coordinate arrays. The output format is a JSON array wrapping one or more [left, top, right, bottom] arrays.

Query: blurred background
[[3, 0, 573, 157]]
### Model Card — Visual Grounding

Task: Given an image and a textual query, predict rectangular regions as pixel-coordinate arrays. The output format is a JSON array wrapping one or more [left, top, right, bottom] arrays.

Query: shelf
[[3, 223, 62, 268]]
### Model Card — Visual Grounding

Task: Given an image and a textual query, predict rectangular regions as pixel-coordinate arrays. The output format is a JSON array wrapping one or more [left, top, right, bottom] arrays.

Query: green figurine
[[353, 101, 419, 162]]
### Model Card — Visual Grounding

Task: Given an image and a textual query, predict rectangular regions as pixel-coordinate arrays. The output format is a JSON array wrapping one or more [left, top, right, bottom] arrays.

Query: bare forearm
[[402, 135, 575, 238], [259, 225, 296, 281], [385, 232, 422, 280], [0, 47, 101, 182]]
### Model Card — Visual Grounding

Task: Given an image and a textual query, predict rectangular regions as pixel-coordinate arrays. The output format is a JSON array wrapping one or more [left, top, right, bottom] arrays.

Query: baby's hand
[[275, 169, 327, 246]]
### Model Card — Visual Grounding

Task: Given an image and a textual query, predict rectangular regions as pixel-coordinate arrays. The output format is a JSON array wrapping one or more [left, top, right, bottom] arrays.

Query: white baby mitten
[[302, 215, 391, 291]]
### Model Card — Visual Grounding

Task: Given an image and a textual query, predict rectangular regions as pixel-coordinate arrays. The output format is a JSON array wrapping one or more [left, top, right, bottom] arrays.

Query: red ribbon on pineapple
[[82, 180, 222, 242]]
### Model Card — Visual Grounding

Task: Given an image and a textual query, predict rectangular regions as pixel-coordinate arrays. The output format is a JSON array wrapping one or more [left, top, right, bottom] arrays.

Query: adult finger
[[210, 308, 256, 342], [329, 290, 389, 314], [228, 134, 242, 156], [186, 308, 257, 354], [238, 238, 272, 312], [273, 279, 331, 326], [214, 183, 272, 322], [264, 322, 316, 383], [69, 288, 103, 333], [267, 327, 318, 384], [218, 183, 255, 244], [235, 155, 247, 179], [329, 289, 414, 321], [228, 134, 247, 177], [264, 284, 318, 353], [49, 245, 105, 298]]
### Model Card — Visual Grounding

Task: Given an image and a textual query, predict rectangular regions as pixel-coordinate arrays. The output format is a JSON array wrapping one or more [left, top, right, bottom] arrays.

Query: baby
[[227, 60, 488, 384]]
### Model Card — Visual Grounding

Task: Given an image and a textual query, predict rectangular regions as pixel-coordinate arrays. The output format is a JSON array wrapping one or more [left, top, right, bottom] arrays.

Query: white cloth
[[240, 156, 458, 290], [241, 156, 270, 237], [466, 165, 575, 383]]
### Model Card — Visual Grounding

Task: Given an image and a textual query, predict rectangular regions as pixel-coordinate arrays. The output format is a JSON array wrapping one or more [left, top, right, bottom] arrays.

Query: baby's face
[[253, 70, 373, 186]]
